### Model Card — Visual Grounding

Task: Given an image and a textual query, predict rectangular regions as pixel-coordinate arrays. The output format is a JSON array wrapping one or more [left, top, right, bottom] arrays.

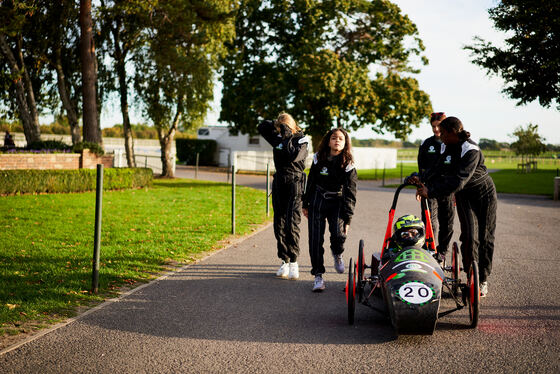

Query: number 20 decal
[[398, 282, 433, 304]]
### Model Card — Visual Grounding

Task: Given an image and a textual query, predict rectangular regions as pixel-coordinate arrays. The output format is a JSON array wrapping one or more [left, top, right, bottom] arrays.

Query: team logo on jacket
[[320, 167, 329, 176], [428, 145, 436, 153], [275, 143, 283, 150], [444, 155, 452, 164]]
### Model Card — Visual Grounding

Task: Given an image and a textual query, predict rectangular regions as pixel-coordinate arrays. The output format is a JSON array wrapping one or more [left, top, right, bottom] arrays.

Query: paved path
[[1, 171, 559, 373]]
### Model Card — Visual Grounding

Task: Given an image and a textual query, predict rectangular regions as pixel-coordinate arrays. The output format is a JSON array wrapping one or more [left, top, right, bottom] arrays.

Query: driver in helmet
[[381, 215, 426, 264]]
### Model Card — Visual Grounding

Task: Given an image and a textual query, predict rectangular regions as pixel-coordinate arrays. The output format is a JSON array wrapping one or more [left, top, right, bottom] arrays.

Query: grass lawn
[[357, 163, 418, 181], [0, 179, 269, 336], [360, 159, 557, 196], [489, 169, 558, 196]]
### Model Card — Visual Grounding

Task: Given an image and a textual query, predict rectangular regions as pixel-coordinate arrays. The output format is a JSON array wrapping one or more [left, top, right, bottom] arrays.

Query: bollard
[[195, 152, 199, 179], [554, 177, 560, 201], [232, 165, 236, 234], [92, 164, 103, 294], [400, 161, 403, 183], [266, 162, 270, 217], [382, 165, 386, 187]]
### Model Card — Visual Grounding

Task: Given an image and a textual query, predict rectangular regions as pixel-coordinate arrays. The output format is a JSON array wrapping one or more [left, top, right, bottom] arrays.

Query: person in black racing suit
[[302, 128, 357, 292], [417, 112, 455, 261], [258, 113, 309, 280], [415, 116, 496, 297]]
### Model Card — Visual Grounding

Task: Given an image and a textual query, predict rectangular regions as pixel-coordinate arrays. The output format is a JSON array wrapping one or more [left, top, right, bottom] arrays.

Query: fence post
[[382, 164, 386, 187], [400, 161, 403, 183], [232, 164, 236, 234], [145, 155, 148, 168], [195, 152, 199, 179], [91, 164, 103, 294]]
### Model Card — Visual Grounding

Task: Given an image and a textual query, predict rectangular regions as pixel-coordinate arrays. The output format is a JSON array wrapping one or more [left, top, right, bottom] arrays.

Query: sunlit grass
[[0, 179, 269, 333]]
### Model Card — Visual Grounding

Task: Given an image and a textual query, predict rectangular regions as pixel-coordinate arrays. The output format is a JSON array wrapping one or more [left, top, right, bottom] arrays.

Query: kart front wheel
[[357, 240, 365, 302], [452, 242, 461, 296], [467, 261, 480, 328], [347, 258, 356, 325]]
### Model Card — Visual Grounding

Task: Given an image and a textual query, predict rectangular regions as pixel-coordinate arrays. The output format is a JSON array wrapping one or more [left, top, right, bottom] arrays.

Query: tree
[[44, 0, 82, 145], [79, 0, 101, 144], [510, 124, 546, 166], [0, 1, 42, 144], [134, 0, 236, 177], [465, 1, 560, 110], [97, 0, 151, 167], [220, 0, 432, 147], [479, 138, 501, 151]]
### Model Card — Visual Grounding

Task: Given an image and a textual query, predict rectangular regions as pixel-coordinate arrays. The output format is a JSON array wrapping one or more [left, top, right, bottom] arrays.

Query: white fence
[[231, 147, 397, 172], [11, 133, 176, 175]]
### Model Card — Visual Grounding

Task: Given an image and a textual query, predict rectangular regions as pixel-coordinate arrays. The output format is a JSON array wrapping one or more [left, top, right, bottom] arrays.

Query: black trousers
[[455, 178, 497, 284], [272, 176, 303, 263], [423, 195, 455, 254], [308, 191, 346, 275]]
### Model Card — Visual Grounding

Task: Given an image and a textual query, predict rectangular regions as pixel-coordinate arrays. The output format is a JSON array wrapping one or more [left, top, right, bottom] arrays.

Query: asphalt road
[[1, 170, 559, 373]]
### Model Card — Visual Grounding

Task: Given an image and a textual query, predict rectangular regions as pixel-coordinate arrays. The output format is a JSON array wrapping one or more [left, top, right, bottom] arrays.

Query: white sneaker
[[480, 281, 488, 297], [312, 274, 325, 292], [333, 254, 345, 274], [276, 261, 289, 278], [288, 262, 299, 280]]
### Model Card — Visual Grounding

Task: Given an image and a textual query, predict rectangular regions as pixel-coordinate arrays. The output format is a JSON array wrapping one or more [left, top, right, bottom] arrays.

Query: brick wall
[[0, 150, 113, 170]]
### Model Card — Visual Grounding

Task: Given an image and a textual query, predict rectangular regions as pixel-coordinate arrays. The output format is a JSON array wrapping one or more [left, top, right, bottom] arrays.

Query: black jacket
[[425, 139, 491, 199], [418, 135, 442, 181], [257, 120, 309, 182], [303, 153, 358, 224]]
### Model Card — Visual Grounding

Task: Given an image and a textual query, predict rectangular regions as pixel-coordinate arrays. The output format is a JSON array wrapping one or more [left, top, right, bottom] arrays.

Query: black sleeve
[[428, 150, 480, 198], [257, 120, 281, 147], [341, 166, 357, 225], [418, 142, 428, 180], [302, 160, 317, 210], [284, 134, 309, 163]]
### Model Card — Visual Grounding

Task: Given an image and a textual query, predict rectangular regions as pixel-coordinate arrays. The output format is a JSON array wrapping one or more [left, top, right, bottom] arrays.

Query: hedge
[[0, 168, 153, 195], [175, 138, 217, 165]]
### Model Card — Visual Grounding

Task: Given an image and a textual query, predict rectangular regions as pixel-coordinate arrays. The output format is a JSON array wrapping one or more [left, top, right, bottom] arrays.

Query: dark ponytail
[[440, 116, 470, 141]]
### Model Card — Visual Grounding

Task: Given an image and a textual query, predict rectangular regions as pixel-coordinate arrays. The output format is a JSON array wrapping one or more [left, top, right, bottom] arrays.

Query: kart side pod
[[379, 246, 445, 335]]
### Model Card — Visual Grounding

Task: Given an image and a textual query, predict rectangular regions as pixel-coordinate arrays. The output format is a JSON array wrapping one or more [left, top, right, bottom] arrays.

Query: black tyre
[[467, 261, 480, 328], [347, 258, 356, 325], [452, 242, 461, 296], [357, 240, 365, 302]]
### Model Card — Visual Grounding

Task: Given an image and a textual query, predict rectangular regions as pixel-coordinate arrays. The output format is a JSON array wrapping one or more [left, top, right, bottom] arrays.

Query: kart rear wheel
[[357, 240, 365, 302], [452, 242, 460, 296], [467, 261, 480, 328], [347, 258, 356, 325]]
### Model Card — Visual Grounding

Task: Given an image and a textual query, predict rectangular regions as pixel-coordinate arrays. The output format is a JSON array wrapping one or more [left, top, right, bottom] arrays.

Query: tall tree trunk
[[53, 46, 81, 145], [79, 0, 101, 144], [113, 24, 136, 167], [158, 106, 180, 178], [0, 34, 41, 144]]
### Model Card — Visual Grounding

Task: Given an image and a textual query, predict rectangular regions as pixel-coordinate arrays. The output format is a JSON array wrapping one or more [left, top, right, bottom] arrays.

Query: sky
[[102, 0, 559, 145]]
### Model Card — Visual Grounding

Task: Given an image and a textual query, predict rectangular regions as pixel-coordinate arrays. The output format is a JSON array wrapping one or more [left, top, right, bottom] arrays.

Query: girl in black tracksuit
[[417, 117, 497, 297], [302, 128, 357, 292], [417, 112, 455, 259], [258, 113, 309, 280]]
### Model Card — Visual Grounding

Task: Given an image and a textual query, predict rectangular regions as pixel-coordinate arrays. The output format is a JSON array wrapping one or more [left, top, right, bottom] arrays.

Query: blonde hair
[[274, 112, 301, 133]]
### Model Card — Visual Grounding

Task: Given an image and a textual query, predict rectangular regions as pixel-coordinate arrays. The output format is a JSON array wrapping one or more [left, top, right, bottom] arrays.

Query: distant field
[[397, 148, 560, 170]]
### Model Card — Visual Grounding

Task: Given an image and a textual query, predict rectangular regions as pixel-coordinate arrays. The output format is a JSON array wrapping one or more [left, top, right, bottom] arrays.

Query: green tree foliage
[[465, 1, 560, 110], [0, 0, 45, 144], [220, 0, 432, 146], [510, 124, 546, 162], [479, 138, 502, 151], [134, 0, 236, 177]]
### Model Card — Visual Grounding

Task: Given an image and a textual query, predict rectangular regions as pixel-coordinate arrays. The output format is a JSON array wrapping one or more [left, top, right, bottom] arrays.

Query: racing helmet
[[393, 214, 425, 249]]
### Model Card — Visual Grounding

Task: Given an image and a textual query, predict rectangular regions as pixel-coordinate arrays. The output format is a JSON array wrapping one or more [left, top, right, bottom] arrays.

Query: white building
[[197, 125, 397, 171]]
